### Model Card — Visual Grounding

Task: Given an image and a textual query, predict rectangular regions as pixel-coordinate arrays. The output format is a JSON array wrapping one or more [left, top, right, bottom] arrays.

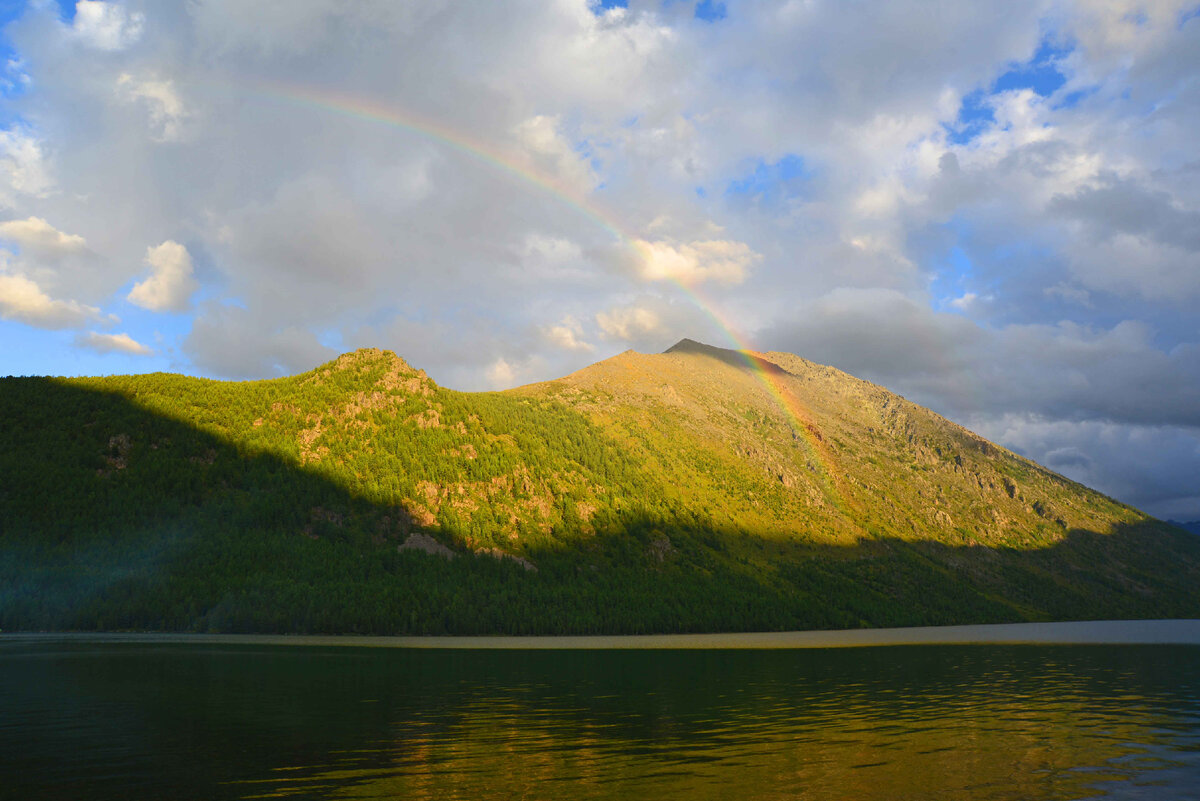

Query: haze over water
[[3, 639, 1200, 800]]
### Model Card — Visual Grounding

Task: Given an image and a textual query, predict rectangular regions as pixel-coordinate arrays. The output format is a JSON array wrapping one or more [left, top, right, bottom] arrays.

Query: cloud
[[543, 317, 593, 352], [1044, 282, 1092, 307], [948, 292, 984, 312], [515, 232, 599, 283], [127, 240, 197, 312], [522, 233, 582, 265], [596, 303, 662, 341], [970, 415, 1200, 521], [0, 273, 102, 329], [0, 215, 121, 308], [1050, 177, 1200, 252], [633, 238, 760, 285], [486, 357, 516, 389], [214, 173, 409, 321], [1048, 176, 1200, 299], [513, 115, 597, 192], [768, 287, 1200, 516], [71, 1, 145, 51], [0, 217, 87, 260], [116, 74, 188, 142], [0, 128, 53, 207], [75, 330, 153, 355], [1, 0, 1199, 516], [768, 288, 1200, 426], [184, 303, 334, 378], [768, 288, 977, 377], [185, 0, 349, 55]]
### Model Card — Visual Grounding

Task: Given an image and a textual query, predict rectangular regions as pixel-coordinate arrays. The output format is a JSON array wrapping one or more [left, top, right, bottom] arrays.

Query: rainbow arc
[[242, 80, 851, 509]]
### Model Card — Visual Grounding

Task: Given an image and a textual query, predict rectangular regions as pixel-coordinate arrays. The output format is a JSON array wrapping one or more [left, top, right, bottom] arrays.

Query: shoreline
[[3, 619, 1200, 649]]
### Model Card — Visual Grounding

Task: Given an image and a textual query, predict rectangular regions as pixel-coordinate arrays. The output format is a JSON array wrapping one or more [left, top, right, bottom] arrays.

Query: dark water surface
[[3, 639, 1199, 800]]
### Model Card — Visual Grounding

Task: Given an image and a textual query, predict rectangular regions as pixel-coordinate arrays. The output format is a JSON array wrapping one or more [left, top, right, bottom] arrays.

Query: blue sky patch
[[0, 2, 26, 28], [724, 154, 810, 205], [1055, 86, 1097, 110], [947, 89, 993, 145], [992, 39, 1070, 97], [947, 38, 1072, 144], [571, 135, 605, 176], [54, 1, 78, 21], [0, 3, 23, 94], [317, 327, 345, 353], [929, 244, 976, 311], [695, 1, 727, 21], [594, 0, 727, 20], [926, 215, 1081, 327], [0, 3, 37, 125]]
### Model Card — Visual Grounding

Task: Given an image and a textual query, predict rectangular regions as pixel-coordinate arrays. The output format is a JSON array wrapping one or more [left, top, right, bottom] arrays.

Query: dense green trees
[[1, 347, 1197, 634]]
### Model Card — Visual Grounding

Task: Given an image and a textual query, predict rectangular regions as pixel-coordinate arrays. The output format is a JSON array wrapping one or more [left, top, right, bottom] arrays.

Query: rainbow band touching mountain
[[235, 79, 848, 508]]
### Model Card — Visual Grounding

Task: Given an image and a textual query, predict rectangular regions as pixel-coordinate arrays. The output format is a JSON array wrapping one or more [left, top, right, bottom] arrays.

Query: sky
[[0, 0, 1198, 521]]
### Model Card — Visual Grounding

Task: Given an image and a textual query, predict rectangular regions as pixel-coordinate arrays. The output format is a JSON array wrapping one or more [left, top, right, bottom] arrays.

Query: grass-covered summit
[[2, 341, 1197, 634]]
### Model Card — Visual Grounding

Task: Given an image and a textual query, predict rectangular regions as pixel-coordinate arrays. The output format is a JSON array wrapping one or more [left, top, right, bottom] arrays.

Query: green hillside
[[2, 341, 1197, 634]]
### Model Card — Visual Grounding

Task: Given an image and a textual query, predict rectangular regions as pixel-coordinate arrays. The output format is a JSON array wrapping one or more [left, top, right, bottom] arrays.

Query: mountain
[[2, 341, 1197, 634], [1169, 521, 1200, 536]]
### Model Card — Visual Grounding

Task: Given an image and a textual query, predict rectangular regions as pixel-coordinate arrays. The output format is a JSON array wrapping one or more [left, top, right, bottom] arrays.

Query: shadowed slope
[[1, 343, 1197, 633]]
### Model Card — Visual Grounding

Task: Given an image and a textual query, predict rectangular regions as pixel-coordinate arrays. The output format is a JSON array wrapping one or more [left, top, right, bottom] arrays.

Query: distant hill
[[1169, 521, 1200, 536], [2, 341, 1197, 634]]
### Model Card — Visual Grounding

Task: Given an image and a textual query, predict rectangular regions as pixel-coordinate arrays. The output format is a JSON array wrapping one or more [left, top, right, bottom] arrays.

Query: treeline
[[1, 350, 1198, 634]]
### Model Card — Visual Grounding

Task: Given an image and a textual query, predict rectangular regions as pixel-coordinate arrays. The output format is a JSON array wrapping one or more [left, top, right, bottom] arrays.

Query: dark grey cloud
[[767, 288, 1200, 428], [765, 287, 1200, 517], [970, 416, 1200, 522], [184, 303, 335, 379], [1050, 176, 1200, 253]]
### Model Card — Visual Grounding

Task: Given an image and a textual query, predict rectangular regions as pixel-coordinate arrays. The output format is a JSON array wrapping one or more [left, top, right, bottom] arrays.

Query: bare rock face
[[398, 533, 456, 559], [476, 547, 538, 572], [97, 433, 132, 476]]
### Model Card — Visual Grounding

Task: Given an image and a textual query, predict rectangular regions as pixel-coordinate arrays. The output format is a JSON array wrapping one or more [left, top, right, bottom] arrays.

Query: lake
[[3, 627, 1200, 799]]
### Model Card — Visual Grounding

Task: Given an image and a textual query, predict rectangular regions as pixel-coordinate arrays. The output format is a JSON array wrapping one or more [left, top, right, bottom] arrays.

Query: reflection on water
[[1, 642, 1198, 800]]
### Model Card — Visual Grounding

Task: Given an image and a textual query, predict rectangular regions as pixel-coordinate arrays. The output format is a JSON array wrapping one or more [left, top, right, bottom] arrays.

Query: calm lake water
[[3, 637, 1200, 800]]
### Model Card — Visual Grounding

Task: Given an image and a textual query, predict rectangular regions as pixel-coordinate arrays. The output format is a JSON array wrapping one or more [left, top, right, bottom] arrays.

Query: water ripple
[[2, 642, 1200, 799]]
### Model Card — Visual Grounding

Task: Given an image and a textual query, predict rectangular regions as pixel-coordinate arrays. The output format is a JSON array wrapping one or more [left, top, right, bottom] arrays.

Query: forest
[[2, 345, 1197, 634]]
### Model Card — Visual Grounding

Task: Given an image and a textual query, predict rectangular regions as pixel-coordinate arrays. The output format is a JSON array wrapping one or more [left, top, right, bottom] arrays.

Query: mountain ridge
[[1, 340, 1196, 634]]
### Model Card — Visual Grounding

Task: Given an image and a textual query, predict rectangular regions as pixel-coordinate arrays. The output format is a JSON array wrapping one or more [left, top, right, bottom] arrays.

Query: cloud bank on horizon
[[0, 0, 1198, 520]]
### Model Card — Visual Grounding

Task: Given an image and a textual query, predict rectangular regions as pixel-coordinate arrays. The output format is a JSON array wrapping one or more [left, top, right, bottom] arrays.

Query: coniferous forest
[[2, 342, 1197, 634]]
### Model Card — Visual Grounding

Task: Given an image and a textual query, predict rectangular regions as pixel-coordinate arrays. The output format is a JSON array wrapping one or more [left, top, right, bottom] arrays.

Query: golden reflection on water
[[225, 648, 1200, 801], [2, 642, 1198, 800]]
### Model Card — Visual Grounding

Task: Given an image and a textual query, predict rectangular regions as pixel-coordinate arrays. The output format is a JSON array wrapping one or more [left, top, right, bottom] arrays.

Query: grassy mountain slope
[[1, 342, 1196, 634]]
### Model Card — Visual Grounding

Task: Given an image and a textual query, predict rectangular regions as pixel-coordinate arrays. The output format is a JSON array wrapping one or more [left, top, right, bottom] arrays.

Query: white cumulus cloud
[[633, 238, 760, 286], [513, 115, 597, 192], [543, 316, 593, 352], [75, 330, 153, 355], [486, 357, 517, 389], [0, 128, 53, 207], [71, 1, 145, 51], [596, 304, 662, 341], [0, 273, 101, 329], [0, 216, 88, 260], [127, 240, 197, 312], [116, 74, 188, 141]]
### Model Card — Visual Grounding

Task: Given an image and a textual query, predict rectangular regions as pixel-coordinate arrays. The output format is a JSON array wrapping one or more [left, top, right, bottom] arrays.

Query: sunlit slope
[[1, 343, 1197, 634], [520, 338, 1140, 550]]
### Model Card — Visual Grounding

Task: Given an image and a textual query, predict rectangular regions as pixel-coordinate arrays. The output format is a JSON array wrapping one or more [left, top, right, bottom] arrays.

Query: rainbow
[[243, 81, 850, 508]]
